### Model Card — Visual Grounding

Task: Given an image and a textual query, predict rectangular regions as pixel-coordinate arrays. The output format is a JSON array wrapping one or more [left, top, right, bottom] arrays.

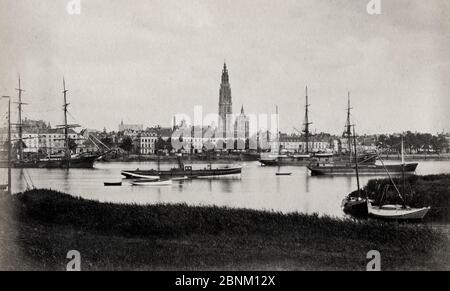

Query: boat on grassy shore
[[341, 124, 370, 217], [367, 138, 430, 221], [343, 133, 430, 221], [368, 204, 431, 220]]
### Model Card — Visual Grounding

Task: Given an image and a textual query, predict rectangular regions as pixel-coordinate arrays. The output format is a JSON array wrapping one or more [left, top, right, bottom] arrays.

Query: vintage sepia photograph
[[0, 0, 449, 276]]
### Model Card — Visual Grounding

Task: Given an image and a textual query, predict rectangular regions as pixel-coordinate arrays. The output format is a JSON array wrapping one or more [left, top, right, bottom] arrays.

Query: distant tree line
[[377, 132, 449, 154]]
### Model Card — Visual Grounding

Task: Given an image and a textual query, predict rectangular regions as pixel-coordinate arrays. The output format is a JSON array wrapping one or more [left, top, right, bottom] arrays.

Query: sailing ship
[[259, 90, 312, 166], [343, 133, 430, 221], [307, 92, 418, 176], [259, 88, 377, 167], [342, 125, 370, 217], [8, 78, 102, 169], [367, 138, 431, 220]]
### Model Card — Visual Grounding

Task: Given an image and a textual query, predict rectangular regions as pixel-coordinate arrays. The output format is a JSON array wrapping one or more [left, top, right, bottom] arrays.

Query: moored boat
[[276, 172, 292, 176], [344, 134, 431, 221], [13, 153, 100, 169], [368, 203, 430, 220], [121, 171, 160, 180], [104, 182, 122, 187], [122, 154, 242, 179], [2, 78, 103, 169], [308, 162, 418, 176], [122, 166, 242, 179], [342, 197, 369, 217], [130, 179, 172, 186]]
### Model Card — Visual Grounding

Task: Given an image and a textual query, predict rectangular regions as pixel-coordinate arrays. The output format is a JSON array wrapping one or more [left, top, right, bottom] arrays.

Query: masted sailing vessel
[[259, 89, 377, 167], [307, 92, 418, 176], [342, 134, 430, 220], [5, 78, 102, 169]]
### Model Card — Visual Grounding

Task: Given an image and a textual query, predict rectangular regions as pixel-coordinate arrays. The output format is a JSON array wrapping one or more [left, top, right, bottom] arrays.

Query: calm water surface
[[3, 160, 450, 218]]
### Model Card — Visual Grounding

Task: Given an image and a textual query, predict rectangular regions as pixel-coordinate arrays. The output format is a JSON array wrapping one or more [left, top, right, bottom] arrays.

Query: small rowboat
[[130, 179, 172, 186], [121, 171, 160, 180], [368, 202, 431, 220], [276, 172, 292, 176], [104, 182, 122, 187]]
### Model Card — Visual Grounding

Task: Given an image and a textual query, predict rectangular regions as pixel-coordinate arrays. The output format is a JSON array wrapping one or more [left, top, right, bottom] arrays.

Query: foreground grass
[[1, 189, 448, 270]]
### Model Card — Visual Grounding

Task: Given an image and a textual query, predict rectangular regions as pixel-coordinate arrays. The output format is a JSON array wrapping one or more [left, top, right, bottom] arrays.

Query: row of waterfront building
[[2, 64, 448, 158], [3, 118, 449, 159]]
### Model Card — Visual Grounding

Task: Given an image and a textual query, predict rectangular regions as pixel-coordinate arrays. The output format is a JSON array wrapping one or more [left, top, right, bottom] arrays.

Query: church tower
[[218, 63, 233, 137]]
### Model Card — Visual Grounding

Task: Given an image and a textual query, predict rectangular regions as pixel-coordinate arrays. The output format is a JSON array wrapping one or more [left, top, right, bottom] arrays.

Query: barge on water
[[122, 165, 242, 179], [122, 155, 242, 179]]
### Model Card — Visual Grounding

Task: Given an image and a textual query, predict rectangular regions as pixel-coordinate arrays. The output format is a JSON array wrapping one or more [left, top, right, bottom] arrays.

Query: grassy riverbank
[[0, 189, 448, 270], [362, 174, 450, 221]]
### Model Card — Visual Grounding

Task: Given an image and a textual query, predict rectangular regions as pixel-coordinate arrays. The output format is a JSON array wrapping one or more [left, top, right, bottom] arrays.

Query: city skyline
[[1, 0, 449, 135]]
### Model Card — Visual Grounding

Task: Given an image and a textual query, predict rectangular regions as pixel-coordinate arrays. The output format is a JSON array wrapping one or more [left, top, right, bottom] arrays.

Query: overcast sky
[[0, 0, 449, 134]]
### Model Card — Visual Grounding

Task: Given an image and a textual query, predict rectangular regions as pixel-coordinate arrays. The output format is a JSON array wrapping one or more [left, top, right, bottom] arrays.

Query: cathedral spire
[[221, 62, 229, 84], [218, 62, 233, 137], [241, 105, 244, 115]]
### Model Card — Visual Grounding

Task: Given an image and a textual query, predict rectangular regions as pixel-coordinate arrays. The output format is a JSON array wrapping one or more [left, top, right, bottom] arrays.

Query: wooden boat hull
[[342, 197, 369, 218], [130, 179, 172, 186], [121, 171, 160, 180], [368, 204, 431, 220], [259, 153, 376, 167], [121, 167, 242, 179], [308, 163, 418, 176], [259, 157, 311, 166], [10, 155, 100, 169], [104, 182, 122, 186]]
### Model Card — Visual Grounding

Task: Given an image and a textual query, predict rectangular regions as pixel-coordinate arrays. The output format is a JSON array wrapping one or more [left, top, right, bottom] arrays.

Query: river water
[[2, 160, 450, 218]]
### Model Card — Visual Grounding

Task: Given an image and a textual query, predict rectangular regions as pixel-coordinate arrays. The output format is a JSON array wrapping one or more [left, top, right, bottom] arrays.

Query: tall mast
[[352, 125, 360, 193], [7, 97, 11, 195], [2, 96, 12, 195], [62, 78, 70, 167], [401, 135, 406, 208], [344, 92, 352, 161], [303, 86, 312, 154], [276, 105, 280, 154], [15, 75, 26, 161]]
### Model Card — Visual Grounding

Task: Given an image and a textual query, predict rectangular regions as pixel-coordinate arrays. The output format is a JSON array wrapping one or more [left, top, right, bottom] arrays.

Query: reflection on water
[[3, 160, 450, 218]]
